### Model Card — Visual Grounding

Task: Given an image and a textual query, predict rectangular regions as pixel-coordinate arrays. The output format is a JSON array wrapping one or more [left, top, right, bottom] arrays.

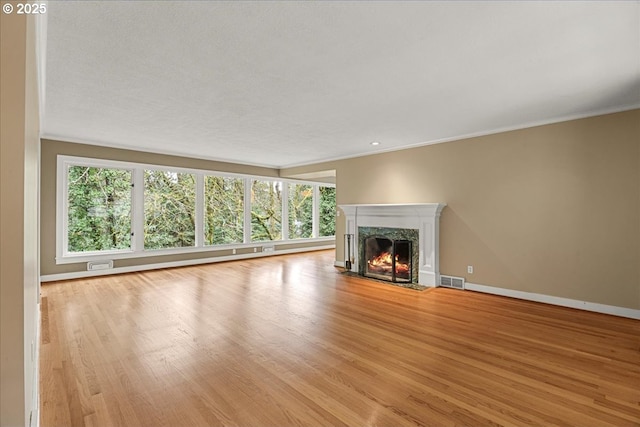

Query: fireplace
[[358, 226, 419, 284], [364, 237, 412, 283], [339, 203, 446, 287]]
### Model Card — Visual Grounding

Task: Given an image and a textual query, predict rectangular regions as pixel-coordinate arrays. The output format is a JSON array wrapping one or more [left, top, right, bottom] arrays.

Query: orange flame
[[367, 251, 409, 275]]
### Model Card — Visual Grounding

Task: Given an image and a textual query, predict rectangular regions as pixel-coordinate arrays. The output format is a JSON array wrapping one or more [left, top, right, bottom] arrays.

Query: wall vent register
[[439, 275, 465, 289]]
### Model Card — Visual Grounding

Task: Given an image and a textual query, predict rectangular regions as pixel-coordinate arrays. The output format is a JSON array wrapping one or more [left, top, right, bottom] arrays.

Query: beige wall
[[285, 110, 640, 310], [1, 11, 40, 427], [40, 139, 332, 276], [330, 110, 639, 309]]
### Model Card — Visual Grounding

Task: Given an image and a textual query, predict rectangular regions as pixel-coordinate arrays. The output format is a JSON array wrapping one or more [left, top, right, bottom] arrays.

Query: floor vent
[[87, 260, 113, 271], [439, 275, 465, 290]]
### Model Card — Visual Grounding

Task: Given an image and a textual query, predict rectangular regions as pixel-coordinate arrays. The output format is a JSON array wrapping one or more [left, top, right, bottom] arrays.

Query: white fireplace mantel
[[339, 203, 446, 287]]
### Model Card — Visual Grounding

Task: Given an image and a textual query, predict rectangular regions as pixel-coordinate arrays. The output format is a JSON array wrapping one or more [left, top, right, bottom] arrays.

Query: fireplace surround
[[339, 203, 446, 287]]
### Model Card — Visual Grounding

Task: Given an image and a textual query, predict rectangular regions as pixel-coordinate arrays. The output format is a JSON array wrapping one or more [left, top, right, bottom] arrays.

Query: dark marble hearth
[[341, 270, 427, 291]]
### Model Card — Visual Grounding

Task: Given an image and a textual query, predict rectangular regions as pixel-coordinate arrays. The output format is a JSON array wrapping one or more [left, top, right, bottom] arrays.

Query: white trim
[[43, 134, 282, 169], [56, 156, 65, 260], [41, 244, 335, 282], [243, 177, 252, 243], [55, 237, 336, 264], [56, 154, 335, 264], [56, 155, 337, 187], [57, 156, 136, 260], [327, 267, 639, 319], [44, 105, 640, 170], [281, 182, 289, 241], [464, 281, 640, 320], [312, 186, 320, 238], [280, 104, 640, 169], [195, 174, 204, 248], [132, 168, 144, 251]]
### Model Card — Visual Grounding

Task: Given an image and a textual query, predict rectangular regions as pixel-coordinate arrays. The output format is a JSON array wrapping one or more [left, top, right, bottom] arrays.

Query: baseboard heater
[[439, 275, 465, 290]]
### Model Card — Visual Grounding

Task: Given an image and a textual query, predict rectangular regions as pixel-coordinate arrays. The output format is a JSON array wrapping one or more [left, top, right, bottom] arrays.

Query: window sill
[[55, 236, 336, 265]]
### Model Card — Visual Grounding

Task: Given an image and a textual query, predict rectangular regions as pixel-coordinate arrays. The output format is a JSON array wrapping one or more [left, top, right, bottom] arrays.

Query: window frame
[[57, 156, 137, 261], [56, 155, 335, 264]]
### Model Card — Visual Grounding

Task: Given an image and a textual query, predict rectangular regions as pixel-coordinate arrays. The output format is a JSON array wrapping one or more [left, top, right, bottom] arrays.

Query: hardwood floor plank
[[40, 250, 640, 426]]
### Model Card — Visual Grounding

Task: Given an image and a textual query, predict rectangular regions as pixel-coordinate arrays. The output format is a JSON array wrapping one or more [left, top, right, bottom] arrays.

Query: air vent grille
[[87, 260, 113, 271], [439, 274, 465, 290]]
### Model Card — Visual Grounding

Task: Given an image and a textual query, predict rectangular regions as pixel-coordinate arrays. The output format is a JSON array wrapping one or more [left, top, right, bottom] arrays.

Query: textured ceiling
[[42, 1, 640, 169]]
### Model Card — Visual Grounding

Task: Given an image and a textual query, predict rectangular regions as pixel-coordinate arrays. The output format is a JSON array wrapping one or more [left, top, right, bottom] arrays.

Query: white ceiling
[[42, 1, 640, 169]]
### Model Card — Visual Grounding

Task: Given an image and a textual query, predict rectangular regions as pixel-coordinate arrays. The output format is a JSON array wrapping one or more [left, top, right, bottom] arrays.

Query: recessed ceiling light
[[370, 141, 380, 146]]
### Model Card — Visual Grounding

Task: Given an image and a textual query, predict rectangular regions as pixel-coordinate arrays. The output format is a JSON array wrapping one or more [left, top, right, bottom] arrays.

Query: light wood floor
[[40, 250, 640, 426]]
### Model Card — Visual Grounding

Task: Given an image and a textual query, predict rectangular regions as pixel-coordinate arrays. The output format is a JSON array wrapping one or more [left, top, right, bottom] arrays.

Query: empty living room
[[1, 1, 639, 426]]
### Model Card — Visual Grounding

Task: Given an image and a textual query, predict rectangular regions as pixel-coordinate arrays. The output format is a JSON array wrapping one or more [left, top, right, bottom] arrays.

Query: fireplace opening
[[364, 237, 412, 283]]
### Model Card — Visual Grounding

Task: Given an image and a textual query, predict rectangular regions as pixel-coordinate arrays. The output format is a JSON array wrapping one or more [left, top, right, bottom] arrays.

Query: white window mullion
[[57, 159, 69, 258], [132, 168, 145, 252], [312, 185, 320, 238], [195, 173, 204, 248], [281, 182, 289, 241], [244, 177, 252, 243]]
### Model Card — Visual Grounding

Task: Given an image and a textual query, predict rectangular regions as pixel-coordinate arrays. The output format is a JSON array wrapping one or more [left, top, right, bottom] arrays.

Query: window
[[288, 183, 313, 239], [65, 164, 132, 254], [204, 176, 244, 245], [319, 186, 336, 237], [144, 170, 196, 249], [251, 179, 282, 241], [57, 155, 335, 263]]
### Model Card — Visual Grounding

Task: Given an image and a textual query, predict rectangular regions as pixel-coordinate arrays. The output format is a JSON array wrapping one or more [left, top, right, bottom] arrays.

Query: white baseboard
[[41, 245, 335, 282], [42, 252, 639, 321], [464, 282, 640, 320]]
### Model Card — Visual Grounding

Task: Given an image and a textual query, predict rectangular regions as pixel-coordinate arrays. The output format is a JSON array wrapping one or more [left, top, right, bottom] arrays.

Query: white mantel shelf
[[339, 203, 446, 287]]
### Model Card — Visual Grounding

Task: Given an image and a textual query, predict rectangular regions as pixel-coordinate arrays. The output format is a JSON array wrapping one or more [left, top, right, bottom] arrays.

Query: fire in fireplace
[[364, 237, 412, 283]]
